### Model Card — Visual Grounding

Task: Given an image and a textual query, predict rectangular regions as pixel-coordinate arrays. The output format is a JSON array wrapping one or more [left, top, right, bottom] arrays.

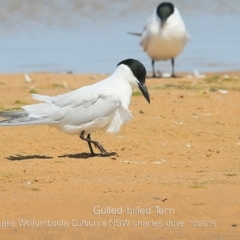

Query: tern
[[129, 2, 189, 78], [0, 59, 150, 157]]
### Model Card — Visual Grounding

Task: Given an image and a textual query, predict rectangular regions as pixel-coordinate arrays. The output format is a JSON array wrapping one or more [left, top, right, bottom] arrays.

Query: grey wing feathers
[[0, 116, 57, 126], [128, 32, 142, 37], [0, 110, 57, 126], [0, 110, 27, 118]]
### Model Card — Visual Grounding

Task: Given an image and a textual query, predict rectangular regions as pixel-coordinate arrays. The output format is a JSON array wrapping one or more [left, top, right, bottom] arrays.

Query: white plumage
[[0, 59, 150, 156]]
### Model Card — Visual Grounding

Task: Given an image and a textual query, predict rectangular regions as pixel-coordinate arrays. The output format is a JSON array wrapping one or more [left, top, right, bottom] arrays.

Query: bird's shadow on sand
[[6, 152, 117, 161], [58, 152, 117, 159], [6, 154, 53, 161]]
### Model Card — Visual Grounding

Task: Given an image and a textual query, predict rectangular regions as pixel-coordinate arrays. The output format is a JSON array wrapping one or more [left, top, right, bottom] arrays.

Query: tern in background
[[0, 59, 150, 157], [129, 2, 190, 78]]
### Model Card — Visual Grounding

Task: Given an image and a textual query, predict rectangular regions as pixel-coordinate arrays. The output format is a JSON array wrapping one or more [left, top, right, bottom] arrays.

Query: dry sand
[[0, 72, 240, 239]]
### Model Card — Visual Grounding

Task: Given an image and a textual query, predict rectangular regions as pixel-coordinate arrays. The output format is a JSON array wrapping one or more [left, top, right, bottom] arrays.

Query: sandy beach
[[0, 71, 240, 239]]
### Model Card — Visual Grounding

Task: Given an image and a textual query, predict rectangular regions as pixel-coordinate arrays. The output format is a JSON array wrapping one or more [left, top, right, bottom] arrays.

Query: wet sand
[[0, 72, 240, 239]]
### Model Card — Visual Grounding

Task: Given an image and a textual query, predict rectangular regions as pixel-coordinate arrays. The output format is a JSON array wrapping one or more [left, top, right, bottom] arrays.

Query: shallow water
[[0, 0, 239, 74]]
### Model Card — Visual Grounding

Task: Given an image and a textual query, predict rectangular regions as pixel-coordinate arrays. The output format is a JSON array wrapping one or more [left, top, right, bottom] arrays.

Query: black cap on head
[[117, 59, 150, 103], [117, 59, 146, 85], [156, 2, 174, 27]]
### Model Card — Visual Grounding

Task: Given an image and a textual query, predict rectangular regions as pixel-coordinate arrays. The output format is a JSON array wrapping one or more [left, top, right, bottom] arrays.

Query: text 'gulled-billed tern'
[[0, 59, 150, 157]]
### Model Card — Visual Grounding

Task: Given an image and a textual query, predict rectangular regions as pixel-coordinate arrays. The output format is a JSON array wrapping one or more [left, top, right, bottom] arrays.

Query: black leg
[[86, 134, 95, 156], [152, 59, 156, 78], [79, 131, 109, 156], [171, 58, 177, 78]]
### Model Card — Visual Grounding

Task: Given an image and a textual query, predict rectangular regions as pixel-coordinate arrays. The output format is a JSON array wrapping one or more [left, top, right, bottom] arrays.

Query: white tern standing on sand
[[129, 2, 190, 78], [0, 59, 150, 156]]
